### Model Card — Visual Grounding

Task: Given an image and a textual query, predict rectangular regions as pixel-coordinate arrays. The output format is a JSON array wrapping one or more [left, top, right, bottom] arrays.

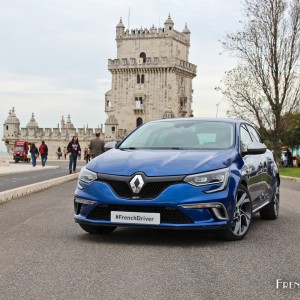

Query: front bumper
[[73, 179, 237, 229]]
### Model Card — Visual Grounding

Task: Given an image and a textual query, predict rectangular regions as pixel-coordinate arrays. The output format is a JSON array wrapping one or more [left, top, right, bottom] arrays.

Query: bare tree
[[218, 0, 300, 158]]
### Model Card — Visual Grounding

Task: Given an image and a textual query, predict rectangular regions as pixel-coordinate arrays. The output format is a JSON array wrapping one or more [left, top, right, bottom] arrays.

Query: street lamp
[[216, 102, 220, 118]]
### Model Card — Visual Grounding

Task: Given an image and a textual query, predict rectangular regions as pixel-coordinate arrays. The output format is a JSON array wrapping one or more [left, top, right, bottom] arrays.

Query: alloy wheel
[[230, 188, 252, 236]]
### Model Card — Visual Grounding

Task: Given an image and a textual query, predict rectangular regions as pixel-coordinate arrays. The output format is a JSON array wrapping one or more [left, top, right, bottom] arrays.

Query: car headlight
[[78, 167, 97, 184], [184, 168, 230, 193]]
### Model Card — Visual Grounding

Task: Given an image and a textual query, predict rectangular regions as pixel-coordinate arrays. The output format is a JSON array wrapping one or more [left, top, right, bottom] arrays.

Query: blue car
[[74, 118, 280, 241]]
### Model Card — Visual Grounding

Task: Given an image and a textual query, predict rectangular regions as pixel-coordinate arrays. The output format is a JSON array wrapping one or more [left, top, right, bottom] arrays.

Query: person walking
[[84, 147, 91, 164], [39, 141, 48, 167], [56, 147, 62, 159], [89, 132, 105, 159], [67, 135, 81, 174], [63, 147, 67, 160], [29, 143, 39, 167], [281, 152, 287, 167], [286, 148, 293, 167]]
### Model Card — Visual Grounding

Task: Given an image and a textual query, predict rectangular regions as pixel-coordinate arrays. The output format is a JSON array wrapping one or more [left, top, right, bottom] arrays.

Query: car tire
[[220, 185, 252, 241], [79, 224, 117, 234], [260, 181, 279, 220]]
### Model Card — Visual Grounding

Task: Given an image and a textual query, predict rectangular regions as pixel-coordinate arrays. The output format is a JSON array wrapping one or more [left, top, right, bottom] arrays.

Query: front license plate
[[111, 211, 160, 225]]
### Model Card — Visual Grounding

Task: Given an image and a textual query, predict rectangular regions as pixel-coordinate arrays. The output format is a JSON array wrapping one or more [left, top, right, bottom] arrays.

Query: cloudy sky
[[0, 0, 243, 152]]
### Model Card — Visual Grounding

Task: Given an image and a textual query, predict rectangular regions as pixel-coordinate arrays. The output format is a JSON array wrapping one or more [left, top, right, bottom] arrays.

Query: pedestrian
[[56, 147, 62, 160], [89, 131, 105, 159], [67, 135, 81, 174], [286, 148, 293, 167], [63, 147, 67, 160], [39, 140, 48, 167], [29, 143, 39, 167], [281, 152, 287, 167], [84, 147, 91, 164]]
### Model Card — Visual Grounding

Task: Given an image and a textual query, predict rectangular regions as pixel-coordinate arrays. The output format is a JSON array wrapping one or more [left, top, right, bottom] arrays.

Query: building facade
[[2, 15, 197, 154], [2, 108, 103, 158], [104, 15, 197, 140]]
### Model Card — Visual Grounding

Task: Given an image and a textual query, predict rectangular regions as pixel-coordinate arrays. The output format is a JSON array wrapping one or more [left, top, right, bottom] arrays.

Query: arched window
[[139, 52, 146, 63], [141, 74, 145, 84], [137, 74, 140, 84], [136, 117, 143, 127], [112, 126, 115, 133]]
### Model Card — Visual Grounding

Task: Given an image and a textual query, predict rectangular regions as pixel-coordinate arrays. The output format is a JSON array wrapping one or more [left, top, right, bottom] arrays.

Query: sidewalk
[[0, 160, 78, 204], [0, 162, 59, 175]]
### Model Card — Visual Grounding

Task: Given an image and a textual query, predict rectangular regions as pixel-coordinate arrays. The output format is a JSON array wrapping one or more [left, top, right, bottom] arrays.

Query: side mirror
[[243, 142, 267, 155], [104, 141, 117, 151]]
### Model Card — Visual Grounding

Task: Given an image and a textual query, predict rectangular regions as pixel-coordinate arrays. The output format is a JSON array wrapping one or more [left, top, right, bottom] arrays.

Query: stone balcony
[[133, 103, 145, 114]]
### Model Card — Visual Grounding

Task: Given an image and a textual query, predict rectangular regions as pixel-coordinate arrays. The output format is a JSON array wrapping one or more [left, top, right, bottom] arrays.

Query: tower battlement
[[116, 14, 190, 45], [120, 26, 189, 44], [108, 56, 197, 75]]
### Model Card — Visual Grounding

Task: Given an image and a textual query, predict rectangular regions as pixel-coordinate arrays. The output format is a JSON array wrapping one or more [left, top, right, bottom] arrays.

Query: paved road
[[0, 160, 86, 192], [0, 179, 299, 300]]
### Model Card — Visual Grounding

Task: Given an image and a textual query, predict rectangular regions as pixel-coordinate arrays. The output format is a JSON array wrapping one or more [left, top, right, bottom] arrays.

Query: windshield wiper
[[119, 147, 137, 150]]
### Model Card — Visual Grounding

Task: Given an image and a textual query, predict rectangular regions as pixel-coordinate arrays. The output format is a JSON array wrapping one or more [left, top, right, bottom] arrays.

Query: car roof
[[148, 117, 247, 125]]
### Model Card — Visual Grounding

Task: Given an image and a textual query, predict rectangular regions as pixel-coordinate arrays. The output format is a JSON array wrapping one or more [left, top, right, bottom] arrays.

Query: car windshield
[[119, 120, 235, 150], [15, 146, 24, 151]]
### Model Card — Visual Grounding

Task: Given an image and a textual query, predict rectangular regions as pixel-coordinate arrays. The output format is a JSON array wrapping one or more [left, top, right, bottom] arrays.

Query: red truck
[[13, 141, 30, 163]]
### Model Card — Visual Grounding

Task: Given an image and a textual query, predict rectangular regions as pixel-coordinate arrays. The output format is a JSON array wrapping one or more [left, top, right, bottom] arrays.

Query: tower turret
[[3, 107, 20, 139], [116, 18, 125, 40], [2, 107, 20, 154], [182, 23, 191, 45], [65, 114, 74, 129], [26, 113, 39, 129], [105, 114, 118, 140], [164, 14, 174, 33], [61, 115, 65, 129]]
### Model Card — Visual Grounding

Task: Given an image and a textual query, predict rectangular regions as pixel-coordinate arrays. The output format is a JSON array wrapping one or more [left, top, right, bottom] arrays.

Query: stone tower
[[2, 107, 20, 152], [105, 15, 197, 140]]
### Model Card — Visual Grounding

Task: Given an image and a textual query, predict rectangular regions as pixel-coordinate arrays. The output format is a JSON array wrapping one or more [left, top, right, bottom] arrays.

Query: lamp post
[[216, 102, 220, 118]]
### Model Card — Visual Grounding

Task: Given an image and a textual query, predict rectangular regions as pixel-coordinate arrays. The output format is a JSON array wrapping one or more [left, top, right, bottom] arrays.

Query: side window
[[246, 125, 262, 143], [240, 124, 253, 152]]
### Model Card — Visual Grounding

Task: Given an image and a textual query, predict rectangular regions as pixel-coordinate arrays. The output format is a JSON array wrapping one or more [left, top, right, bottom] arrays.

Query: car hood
[[86, 149, 238, 176]]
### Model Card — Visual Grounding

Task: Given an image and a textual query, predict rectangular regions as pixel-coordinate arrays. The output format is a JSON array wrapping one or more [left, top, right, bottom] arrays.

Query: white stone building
[[2, 15, 197, 154], [2, 108, 103, 158], [104, 15, 197, 140]]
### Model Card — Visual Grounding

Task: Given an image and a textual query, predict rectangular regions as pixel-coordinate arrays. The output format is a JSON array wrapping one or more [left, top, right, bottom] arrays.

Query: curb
[[280, 175, 300, 182], [0, 173, 78, 204]]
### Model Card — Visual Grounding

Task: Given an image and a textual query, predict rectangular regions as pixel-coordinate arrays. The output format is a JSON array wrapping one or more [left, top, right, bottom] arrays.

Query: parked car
[[73, 118, 280, 241]]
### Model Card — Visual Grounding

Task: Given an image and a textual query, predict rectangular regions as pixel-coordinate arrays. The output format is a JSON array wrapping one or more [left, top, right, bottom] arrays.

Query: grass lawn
[[279, 167, 300, 178]]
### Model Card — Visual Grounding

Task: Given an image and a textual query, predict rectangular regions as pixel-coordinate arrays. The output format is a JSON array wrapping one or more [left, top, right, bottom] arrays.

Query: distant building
[[2, 15, 197, 153], [2, 107, 103, 158], [104, 14, 197, 140]]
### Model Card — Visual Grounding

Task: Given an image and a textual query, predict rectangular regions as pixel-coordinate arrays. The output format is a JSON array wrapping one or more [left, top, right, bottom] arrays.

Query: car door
[[246, 124, 272, 204], [240, 124, 264, 210]]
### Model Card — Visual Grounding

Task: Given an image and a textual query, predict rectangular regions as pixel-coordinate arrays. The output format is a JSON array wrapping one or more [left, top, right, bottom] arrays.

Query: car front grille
[[88, 204, 193, 224], [101, 180, 176, 199]]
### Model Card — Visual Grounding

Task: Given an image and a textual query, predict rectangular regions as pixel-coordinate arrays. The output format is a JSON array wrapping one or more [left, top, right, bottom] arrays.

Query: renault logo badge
[[130, 174, 144, 194]]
